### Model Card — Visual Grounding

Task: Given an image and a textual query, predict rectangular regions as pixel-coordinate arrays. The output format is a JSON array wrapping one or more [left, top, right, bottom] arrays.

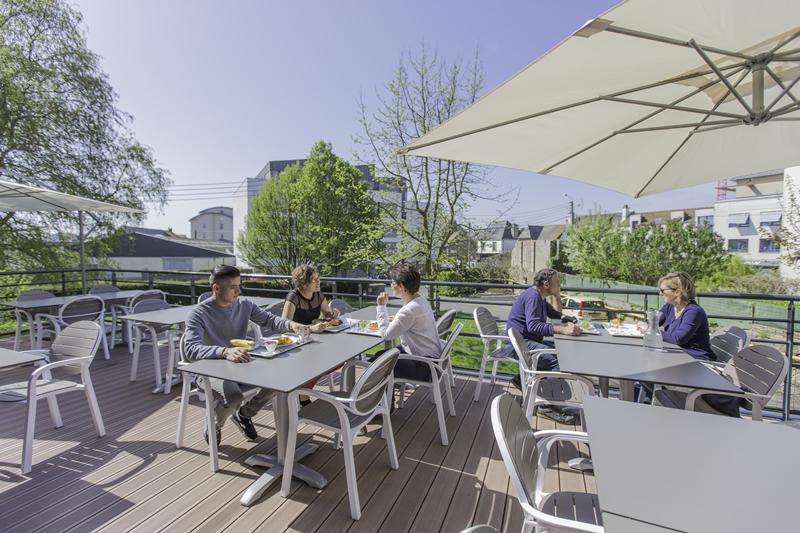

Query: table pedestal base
[[240, 442, 327, 506]]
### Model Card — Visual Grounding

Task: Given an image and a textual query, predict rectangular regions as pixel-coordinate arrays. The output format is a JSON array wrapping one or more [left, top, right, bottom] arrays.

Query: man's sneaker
[[539, 408, 576, 425], [231, 409, 258, 441], [204, 426, 221, 446]]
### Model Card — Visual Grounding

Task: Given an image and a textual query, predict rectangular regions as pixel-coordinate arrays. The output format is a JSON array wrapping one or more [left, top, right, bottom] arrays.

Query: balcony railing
[[1, 267, 798, 419]]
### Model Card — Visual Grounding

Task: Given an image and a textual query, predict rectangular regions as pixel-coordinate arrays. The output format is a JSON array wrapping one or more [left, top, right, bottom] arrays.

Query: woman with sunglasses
[[656, 271, 739, 416]]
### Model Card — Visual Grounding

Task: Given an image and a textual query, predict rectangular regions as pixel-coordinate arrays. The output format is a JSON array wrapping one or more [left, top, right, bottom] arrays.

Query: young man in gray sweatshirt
[[184, 265, 311, 444]]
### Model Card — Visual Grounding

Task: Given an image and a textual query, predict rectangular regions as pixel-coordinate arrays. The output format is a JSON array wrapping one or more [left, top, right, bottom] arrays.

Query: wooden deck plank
[[0, 336, 561, 533]]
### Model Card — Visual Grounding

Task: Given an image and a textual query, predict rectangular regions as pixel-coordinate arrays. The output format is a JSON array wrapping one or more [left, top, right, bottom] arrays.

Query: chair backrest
[[473, 306, 500, 338], [439, 322, 464, 363], [350, 348, 400, 414], [197, 291, 213, 303], [50, 320, 103, 374], [179, 332, 189, 363], [711, 326, 750, 364], [89, 284, 120, 295], [132, 298, 171, 314], [725, 345, 789, 399], [436, 309, 458, 338], [491, 393, 539, 510], [129, 290, 166, 308], [329, 298, 354, 315], [59, 296, 104, 324], [264, 301, 285, 315], [17, 289, 55, 301], [508, 327, 534, 374]]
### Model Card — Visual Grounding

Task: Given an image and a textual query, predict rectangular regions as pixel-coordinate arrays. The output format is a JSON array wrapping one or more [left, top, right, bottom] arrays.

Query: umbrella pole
[[79, 210, 86, 294]]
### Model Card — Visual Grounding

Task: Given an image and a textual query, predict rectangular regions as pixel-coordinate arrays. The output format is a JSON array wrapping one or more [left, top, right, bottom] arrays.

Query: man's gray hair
[[533, 268, 559, 288]]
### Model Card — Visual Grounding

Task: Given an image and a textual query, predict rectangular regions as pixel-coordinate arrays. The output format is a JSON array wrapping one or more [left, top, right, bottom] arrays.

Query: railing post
[[643, 294, 648, 312], [333, 281, 338, 299], [190, 278, 196, 301], [148, 271, 154, 289], [783, 301, 795, 421], [61, 271, 66, 294], [111, 270, 117, 285], [358, 282, 363, 308]]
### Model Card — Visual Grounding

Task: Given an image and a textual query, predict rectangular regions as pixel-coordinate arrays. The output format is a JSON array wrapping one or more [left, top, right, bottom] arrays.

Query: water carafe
[[643, 310, 663, 350]]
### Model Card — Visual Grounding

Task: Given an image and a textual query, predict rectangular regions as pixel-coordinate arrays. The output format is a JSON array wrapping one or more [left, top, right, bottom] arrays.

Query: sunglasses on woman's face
[[659, 287, 674, 294]]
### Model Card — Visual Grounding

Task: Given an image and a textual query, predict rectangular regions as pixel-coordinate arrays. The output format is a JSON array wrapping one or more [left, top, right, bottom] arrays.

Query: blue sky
[[74, 0, 716, 235]]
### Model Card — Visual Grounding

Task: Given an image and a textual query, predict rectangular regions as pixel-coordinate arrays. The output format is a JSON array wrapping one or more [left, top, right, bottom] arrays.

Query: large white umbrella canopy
[[0, 178, 143, 291], [399, 0, 800, 198]]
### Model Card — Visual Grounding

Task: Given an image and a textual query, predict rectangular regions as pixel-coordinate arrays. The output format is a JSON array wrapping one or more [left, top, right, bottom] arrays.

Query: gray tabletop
[[584, 396, 799, 532], [555, 337, 742, 394], [600, 513, 681, 532], [0, 347, 46, 370], [555, 324, 681, 349], [119, 296, 282, 326], [181, 325, 384, 393], [0, 290, 145, 310]]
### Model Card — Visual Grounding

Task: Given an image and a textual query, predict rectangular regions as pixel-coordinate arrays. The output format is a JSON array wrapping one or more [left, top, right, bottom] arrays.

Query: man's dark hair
[[533, 268, 558, 288], [209, 264, 240, 286], [390, 264, 421, 294]]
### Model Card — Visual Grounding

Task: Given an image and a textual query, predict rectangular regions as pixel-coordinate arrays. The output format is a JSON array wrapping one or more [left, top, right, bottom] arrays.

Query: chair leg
[[280, 410, 300, 497], [382, 409, 399, 470], [150, 327, 163, 390], [341, 428, 362, 520], [83, 369, 105, 436], [46, 396, 63, 428], [491, 360, 498, 385], [398, 383, 407, 407], [127, 321, 134, 354], [101, 327, 110, 360], [474, 354, 488, 402], [164, 331, 176, 395], [327, 372, 336, 393], [432, 380, 449, 446], [14, 317, 22, 351], [22, 394, 37, 474], [130, 327, 141, 382], [444, 374, 456, 417], [176, 374, 191, 448]]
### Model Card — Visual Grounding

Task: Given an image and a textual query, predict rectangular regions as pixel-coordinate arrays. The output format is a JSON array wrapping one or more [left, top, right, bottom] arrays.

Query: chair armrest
[[530, 371, 596, 391], [481, 334, 509, 341], [534, 429, 589, 440], [341, 359, 370, 373], [684, 388, 767, 411], [288, 387, 356, 406], [29, 356, 92, 381], [34, 313, 59, 324]]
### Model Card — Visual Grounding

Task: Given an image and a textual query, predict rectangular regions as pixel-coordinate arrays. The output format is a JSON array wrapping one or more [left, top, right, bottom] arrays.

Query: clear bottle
[[643, 310, 663, 350]]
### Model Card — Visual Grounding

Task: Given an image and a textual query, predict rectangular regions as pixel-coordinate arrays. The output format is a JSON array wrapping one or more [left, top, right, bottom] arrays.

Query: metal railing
[[1, 267, 798, 419]]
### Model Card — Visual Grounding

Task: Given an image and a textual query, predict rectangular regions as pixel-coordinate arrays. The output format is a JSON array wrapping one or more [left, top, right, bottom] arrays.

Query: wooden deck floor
[[0, 339, 594, 533]]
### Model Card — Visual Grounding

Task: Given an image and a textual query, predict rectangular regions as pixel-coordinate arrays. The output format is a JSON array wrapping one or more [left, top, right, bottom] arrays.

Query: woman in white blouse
[[375, 264, 442, 381]]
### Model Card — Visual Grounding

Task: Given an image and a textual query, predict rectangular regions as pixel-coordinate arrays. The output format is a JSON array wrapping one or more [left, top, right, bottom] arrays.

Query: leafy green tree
[[0, 0, 170, 271], [356, 44, 511, 278], [565, 217, 728, 286], [770, 173, 800, 269], [238, 141, 383, 275]]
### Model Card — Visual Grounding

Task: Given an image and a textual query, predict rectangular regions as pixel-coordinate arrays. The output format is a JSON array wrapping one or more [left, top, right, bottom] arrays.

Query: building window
[[759, 239, 780, 253], [492, 242, 498, 252], [727, 213, 750, 227], [760, 212, 782, 227], [630, 221, 639, 230], [220, 234, 224, 240], [697, 215, 714, 226], [727, 239, 749, 252]]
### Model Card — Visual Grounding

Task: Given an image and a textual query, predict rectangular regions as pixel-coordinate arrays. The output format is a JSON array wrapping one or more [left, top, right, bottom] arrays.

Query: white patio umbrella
[[399, 0, 800, 198], [0, 178, 143, 292]]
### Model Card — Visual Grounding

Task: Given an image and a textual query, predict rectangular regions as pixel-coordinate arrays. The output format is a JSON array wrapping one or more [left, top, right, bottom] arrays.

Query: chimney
[[621, 204, 630, 221]]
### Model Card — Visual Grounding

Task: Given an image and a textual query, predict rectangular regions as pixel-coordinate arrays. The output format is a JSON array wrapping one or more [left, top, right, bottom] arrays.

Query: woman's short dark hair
[[209, 264, 240, 286], [390, 264, 421, 294], [533, 268, 559, 288], [291, 263, 318, 290]]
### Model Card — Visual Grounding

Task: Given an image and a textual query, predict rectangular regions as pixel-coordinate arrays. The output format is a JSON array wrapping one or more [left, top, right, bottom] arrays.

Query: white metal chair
[[328, 298, 354, 316], [129, 298, 180, 394], [508, 327, 595, 425], [12, 289, 54, 350], [460, 526, 498, 533], [197, 291, 213, 303], [393, 323, 462, 446], [89, 284, 124, 345], [34, 295, 111, 359], [473, 306, 514, 402], [654, 345, 789, 421], [0, 321, 106, 474], [280, 348, 400, 520], [113, 289, 166, 353], [710, 325, 751, 365], [491, 393, 604, 533], [436, 309, 459, 387]]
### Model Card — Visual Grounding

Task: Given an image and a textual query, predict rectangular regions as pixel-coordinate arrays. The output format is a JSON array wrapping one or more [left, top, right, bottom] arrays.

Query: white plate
[[249, 333, 305, 357], [319, 319, 350, 333]]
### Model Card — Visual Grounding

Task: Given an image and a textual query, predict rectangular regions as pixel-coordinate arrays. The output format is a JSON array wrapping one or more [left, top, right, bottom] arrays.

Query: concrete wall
[[106, 256, 235, 277], [509, 240, 552, 284], [191, 211, 232, 242], [713, 194, 782, 266]]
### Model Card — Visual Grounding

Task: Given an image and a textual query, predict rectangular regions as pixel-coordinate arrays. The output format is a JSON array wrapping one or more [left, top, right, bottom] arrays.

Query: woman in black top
[[282, 264, 338, 404], [282, 264, 338, 325]]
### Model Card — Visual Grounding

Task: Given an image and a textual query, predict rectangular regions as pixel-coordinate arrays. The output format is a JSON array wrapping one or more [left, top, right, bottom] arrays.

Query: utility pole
[[466, 222, 472, 269], [568, 200, 574, 225]]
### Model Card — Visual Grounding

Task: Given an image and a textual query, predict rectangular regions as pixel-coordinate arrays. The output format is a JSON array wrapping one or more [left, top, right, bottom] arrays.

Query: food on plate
[[367, 321, 380, 330], [327, 318, 342, 327], [276, 335, 294, 346], [230, 339, 256, 349]]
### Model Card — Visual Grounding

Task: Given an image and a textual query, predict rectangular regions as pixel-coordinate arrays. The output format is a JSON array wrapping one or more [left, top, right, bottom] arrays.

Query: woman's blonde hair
[[658, 271, 696, 302], [291, 263, 318, 290]]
